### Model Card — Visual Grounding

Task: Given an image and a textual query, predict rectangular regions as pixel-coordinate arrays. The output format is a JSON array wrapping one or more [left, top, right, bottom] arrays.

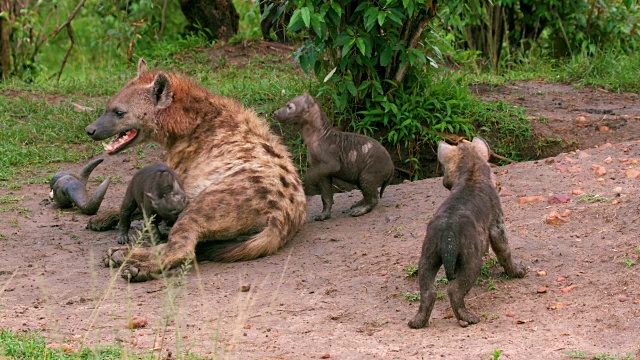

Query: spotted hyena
[[85, 59, 307, 282], [408, 137, 526, 329], [274, 92, 394, 221]]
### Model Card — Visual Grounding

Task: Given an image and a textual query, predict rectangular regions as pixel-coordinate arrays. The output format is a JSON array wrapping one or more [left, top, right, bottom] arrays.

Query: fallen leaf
[[564, 156, 577, 164], [516, 319, 533, 324], [321, 353, 331, 359], [591, 164, 607, 177], [561, 210, 572, 217], [518, 196, 547, 204], [624, 169, 640, 178], [537, 287, 548, 293], [567, 166, 583, 173], [239, 284, 251, 292], [545, 211, 567, 225], [560, 285, 577, 293], [61, 344, 73, 353], [548, 194, 570, 204], [128, 316, 148, 329], [556, 277, 566, 282], [545, 158, 556, 165], [243, 324, 252, 329], [547, 302, 567, 310]]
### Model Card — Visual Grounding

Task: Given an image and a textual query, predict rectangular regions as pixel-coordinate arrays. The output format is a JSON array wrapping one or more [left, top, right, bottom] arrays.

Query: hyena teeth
[[102, 142, 111, 151]]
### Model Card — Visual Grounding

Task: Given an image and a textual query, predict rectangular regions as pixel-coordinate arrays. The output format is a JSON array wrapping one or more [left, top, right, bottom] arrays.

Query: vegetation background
[[0, 0, 639, 358]]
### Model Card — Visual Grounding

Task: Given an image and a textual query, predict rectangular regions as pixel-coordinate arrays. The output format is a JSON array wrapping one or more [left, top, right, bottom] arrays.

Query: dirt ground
[[1, 57, 640, 358]]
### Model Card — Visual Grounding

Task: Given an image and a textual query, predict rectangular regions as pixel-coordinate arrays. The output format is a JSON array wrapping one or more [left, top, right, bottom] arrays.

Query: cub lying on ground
[[408, 137, 526, 329], [49, 157, 111, 215], [274, 92, 394, 221], [117, 163, 188, 245]]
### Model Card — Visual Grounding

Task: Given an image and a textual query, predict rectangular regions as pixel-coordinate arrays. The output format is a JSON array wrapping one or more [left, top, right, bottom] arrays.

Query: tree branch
[[56, 23, 74, 81], [32, 0, 86, 62], [393, 2, 437, 85]]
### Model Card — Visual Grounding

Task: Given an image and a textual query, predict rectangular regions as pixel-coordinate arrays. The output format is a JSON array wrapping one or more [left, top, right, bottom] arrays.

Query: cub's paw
[[457, 310, 481, 325], [314, 212, 331, 221], [116, 234, 130, 245], [349, 205, 373, 217], [408, 315, 428, 329], [510, 263, 527, 278]]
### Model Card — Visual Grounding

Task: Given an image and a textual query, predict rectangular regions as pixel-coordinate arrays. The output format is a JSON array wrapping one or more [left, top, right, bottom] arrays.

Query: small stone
[[557, 277, 566, 282], [613, 186, 623, 194], [128, 316, 148, 329], [545, 158, 555, 165], [536, 270, 547, 277], [240, 284, 251, 292], [598, 125, 609, 132], [572, 189, 585, 195], [591, 164, 606, 177], [548, 194, 570, 204], [624, 169, 640, 178], [537, 287, 548, 293], [603, 157, 613, 164], [458, 320, 469, 328], [560, 285, 577, 293], [243, 324, 252, 329], [618, 295, 630, 302], [505, 311, 516, 317], [321, 354, 331, 359], [575, 116, 588, 123]]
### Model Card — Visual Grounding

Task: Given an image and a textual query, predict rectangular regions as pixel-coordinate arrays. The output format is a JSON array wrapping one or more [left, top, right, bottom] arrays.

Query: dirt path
[[1, 135, 639, 358]]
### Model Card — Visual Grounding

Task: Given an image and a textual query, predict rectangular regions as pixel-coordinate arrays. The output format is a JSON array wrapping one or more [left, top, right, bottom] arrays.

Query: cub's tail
[[87, 208, 120, 231], [440, 232, 458, 281], [379, 173, 393, 198]]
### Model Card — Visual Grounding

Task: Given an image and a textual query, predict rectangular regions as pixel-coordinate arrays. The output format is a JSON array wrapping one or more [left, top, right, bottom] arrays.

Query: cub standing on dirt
[[116, 163, 188, 245], [49, 157, 111, 215], [408, 137, 526, 329], [274, 92, 394, 221], [85, 58, 307, 282]]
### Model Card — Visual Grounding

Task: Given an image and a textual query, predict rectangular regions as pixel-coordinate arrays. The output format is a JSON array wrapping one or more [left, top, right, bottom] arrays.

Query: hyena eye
[[286, 103, 295, 112], [113, 110, 126, 117]]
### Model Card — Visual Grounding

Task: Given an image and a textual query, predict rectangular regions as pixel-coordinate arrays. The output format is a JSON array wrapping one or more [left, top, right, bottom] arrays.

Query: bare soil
[[1, 51, 639, 358]]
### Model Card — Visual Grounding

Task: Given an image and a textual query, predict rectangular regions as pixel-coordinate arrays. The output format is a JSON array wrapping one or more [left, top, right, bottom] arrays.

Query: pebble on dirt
[[127, 316, 148, 329], [536, 270, 547, 277], [547, 194, 570, 204], [560, 285, 577, 293], [537, 287, 548, 293]]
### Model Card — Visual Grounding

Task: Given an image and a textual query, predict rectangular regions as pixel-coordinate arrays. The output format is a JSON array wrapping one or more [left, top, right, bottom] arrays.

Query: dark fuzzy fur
[[274, 93, 394, 220], [117, 163, 187, 245], [408, 138, 525, 329]]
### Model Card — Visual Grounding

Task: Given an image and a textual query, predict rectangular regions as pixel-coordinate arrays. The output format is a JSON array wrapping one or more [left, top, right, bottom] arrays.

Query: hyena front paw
[[103, 246, 130, 267], [121, 264, 154, 282], [349, 205, 373, 217], [116, 234, 131, 245], [456, 310, 481, 325], [408, 314, 429, 329], [509, 263, 527, 278], [314, 212, 331, 221]]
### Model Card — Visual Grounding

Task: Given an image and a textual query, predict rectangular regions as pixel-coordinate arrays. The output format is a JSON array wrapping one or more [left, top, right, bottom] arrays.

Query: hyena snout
[[85, 124, 97, 138]]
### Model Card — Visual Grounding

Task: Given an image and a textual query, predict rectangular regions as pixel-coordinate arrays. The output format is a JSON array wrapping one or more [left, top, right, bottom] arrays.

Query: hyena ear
[[137, 58, 148, 77], [151, 73, 173, 109], [437, 141, 455, 165], [471, 137, 490, 161]]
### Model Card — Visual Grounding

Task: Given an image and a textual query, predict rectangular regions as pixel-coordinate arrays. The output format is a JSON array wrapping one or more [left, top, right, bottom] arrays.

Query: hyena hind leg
[[408, 254, 441, 329], [349, 176, 379, 217], [447, 259, 483, 325], [489, 217, 526, 278]]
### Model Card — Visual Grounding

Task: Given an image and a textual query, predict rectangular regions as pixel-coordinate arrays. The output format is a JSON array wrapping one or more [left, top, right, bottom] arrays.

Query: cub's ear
[[151, 73, 173, 109], [137, 58, 148, 76], [471, 137, 490, 161], [437, 141, 455, 165]]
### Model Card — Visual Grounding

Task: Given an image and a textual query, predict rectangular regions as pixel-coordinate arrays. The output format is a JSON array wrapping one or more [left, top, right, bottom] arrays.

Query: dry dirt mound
[[0, 139, 639, 359]]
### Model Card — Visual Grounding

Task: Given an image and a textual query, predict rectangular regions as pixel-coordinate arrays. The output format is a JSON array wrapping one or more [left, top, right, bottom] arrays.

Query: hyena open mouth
[[103, 129, 138, 154]]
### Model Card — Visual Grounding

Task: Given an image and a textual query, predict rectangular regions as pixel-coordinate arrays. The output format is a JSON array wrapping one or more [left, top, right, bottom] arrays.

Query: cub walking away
[[408, 137, 526, 329]]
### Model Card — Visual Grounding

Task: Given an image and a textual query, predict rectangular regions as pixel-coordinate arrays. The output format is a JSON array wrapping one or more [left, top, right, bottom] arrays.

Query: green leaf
[[330, 1, 342, 17], [346, 80, 358, 96], [287, 9, 303, 30], [355, 38, 366, 55], [378, 11, 387, 26], [301, 7, 311, 27], [380, 45, 393, 66], [342, 40, 355, 58]]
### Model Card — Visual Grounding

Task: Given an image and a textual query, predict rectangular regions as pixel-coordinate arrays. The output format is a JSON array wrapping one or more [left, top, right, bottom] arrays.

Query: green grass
[[577, 193, 610, 203]]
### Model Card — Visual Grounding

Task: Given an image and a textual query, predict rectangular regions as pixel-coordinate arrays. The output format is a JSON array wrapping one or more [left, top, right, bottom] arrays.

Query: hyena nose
[[85, 125, 96, 137]]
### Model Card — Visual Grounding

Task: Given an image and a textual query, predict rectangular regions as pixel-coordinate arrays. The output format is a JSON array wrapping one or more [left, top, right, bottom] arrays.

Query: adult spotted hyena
[[85, 59, 307, 282]]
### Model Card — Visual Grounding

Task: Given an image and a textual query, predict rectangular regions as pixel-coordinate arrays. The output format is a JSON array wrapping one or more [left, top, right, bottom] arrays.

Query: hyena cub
[[117, 163, 187, 244], [408, 137, 525, 329], [274, 93, 394, 221]]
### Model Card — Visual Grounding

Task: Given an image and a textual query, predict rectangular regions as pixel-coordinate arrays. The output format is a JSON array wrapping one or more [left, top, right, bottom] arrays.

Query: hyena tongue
[[103, 129, 138, 153]]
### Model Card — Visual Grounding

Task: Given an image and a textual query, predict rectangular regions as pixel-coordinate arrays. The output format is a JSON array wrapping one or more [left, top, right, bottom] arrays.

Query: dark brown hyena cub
[[408, 137, 526, 329], [274, 92, 394, 221], [117, 163, 188, 245]]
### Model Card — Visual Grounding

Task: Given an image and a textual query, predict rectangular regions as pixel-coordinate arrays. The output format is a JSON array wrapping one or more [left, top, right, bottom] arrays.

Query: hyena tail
[[199, 208, 306, 262], [379, 174, 392, 198], [440, 233, 458, 281]]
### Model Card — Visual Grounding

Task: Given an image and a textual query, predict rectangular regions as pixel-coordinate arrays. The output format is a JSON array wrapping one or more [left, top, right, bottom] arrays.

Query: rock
[[618, 295, 630, 302], [572, 189, 585, 195], [505, 311, 516, 317], [603, 156, 613, 164], [624, 169, 640, 178], [537, 287, 548, 293], [240, 284, 251, 292], [536, 270, 547, 277], [560, 285, 577, 293], [127, 316, 148, 329], [591, 164, 607, 177], [545, 211, 567, 225], [598, 125, 609, 132]]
